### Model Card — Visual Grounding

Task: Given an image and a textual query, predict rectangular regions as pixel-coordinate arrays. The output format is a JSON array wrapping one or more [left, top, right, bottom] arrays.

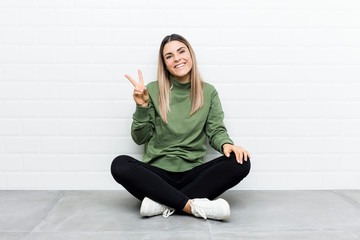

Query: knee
[[241, 158, 251, 179], [110, 155, 134, 181], [227, 153, 251, 180]]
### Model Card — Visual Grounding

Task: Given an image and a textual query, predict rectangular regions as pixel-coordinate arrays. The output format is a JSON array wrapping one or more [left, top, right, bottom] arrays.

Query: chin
[[172, 70, 191, 78]]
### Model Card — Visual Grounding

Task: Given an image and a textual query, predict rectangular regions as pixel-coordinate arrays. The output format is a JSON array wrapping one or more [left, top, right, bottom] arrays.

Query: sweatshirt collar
[[170, 74, 191, 89]]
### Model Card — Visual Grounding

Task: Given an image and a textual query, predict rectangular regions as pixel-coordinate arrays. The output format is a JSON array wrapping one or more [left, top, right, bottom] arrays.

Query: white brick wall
[[1, 0, 360, 190]]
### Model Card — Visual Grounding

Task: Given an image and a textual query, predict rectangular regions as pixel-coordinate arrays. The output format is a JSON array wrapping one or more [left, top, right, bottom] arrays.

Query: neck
[[173, 74, 190, 84]]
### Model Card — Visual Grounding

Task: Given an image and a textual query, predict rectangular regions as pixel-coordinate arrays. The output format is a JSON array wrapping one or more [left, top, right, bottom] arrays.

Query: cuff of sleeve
[[133, 104, 151, 121], [219, 139, 234, 154]]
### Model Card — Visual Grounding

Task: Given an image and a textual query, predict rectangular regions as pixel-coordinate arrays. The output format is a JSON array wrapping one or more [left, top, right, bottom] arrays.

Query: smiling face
[[163, 40, 193, 83]]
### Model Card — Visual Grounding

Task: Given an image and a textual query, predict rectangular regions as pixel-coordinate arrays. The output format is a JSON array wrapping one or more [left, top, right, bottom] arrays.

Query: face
[[163, 40, 193, 80]]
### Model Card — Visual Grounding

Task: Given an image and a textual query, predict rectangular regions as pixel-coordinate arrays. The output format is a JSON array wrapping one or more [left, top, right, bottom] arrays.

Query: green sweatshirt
[[131, 74, 234, 172]]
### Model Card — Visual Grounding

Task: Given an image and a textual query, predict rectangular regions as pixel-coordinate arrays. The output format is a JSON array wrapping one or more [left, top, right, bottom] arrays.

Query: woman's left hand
[[222, 143, 251, 164]]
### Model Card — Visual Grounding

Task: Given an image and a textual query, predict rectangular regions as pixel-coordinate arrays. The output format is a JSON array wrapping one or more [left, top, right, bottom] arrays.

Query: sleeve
[[130, 96, 155, 145], [205, 89, 234, 154]]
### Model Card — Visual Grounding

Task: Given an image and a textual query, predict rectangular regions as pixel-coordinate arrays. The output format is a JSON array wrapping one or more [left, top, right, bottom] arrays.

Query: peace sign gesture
[[125, 69, 149, 107]]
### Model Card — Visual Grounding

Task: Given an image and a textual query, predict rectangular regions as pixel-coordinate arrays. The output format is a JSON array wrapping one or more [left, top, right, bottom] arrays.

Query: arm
[[205, 89, 251, 164], [130, 95, 155, 145], [125, 69, 154, 145], [205, 89, 234, 154]]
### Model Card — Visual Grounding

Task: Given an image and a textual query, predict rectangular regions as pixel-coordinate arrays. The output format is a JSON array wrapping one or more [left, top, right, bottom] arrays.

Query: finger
[[125, 74, 138, 87], [235, 150, 241, 164], [239, 151, 244, 164], [138, 69, 144, 86], [224, 149, 230, 157], [244, 152, 248, 161], [134, 88, 144, 93]]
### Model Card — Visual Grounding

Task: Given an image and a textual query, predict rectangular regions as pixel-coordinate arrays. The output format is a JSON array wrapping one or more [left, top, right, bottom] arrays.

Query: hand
[[223, 143, 251, 164], [125, 69, 149, 107]]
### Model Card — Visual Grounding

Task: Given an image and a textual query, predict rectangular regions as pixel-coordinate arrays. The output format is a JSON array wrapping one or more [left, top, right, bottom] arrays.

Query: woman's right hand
[[125, 69, 149, 107]]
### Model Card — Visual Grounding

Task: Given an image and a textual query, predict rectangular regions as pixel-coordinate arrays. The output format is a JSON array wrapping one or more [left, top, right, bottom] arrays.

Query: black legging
[[110, 152, 251, 211]]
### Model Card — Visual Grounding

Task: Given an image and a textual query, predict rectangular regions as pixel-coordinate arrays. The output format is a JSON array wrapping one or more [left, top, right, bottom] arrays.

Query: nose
[[174, 53, 181, 62]]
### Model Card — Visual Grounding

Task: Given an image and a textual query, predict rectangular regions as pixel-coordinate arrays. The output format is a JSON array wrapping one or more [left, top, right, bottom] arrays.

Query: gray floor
[[1, 190, 360, 240]]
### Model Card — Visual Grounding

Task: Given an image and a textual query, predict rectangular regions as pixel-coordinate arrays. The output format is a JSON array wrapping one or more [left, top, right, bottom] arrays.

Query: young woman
[[111, 34, 251, 220]]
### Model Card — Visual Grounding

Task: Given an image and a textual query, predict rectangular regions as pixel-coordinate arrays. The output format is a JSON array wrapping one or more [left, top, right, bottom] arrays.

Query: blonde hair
[[157, 34, 204, 124]]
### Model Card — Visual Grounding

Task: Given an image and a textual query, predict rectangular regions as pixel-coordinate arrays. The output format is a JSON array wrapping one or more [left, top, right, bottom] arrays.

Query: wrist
[[222, 143, 232, 148], [138, 103, 149, 107], [222, 143, 232, 151]]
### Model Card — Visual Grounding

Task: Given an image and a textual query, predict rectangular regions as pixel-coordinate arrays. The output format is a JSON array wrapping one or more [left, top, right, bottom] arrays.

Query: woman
[[111, 34, 251, 220]]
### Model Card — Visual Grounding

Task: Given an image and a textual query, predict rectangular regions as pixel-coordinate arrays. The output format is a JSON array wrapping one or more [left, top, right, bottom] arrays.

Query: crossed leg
[[110, 153, 251, 212]]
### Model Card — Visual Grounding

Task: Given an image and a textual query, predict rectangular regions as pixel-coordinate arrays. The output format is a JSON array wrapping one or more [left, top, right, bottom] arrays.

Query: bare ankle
[[182, 200, 193, 214]]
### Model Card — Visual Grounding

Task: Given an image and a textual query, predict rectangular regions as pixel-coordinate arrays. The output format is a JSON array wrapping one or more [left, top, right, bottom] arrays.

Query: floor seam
[[24, 190, 66, 240], [332, 190, 360, 209], [208, 220, 213, 239]]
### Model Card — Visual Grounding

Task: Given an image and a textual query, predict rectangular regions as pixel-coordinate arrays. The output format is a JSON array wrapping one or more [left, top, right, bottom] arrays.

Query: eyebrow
[[164, 47, 185, 56]]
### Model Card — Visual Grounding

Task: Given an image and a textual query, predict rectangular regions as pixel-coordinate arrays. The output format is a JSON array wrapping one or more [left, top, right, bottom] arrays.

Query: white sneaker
[[189, 198, 230, 220], [140, 197, 175, 218]]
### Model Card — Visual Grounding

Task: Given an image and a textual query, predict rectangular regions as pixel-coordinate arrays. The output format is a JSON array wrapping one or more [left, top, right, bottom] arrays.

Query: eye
[[180, 50, 185, 53], [166, 55, 172, 59]]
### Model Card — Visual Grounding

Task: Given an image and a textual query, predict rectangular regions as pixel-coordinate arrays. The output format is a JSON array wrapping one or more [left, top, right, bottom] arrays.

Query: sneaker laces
[[162, 208, 175, 218], [189, 200, 212, 220]]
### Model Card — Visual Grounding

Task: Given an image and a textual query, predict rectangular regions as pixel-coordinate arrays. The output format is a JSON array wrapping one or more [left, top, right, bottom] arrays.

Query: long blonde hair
[[157, 34, 204, 124]]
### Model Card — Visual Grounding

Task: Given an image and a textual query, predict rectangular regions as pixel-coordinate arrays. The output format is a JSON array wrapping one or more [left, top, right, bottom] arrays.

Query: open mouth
[[174, 63, 186, 69]]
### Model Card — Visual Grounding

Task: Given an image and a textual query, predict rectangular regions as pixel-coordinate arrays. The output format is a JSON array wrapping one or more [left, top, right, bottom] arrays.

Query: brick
[[74, 27, 112, 45], [55, 46, 93, 64], [35, 0, 74, 8], [5, 173, 39, 189], [4, 137, 40, 154], [20, 46, 56, 64], [76, 64, 121, 82], [56, 9, 93, 26], [0, 120, 21, 136], [343, 120, 360, 136], [19, 83, 58, 100], [75, 0, 113, 8], [0, 155, 22, 171], [22, 154, 58, 171], [76, 136, 142, 154], [39, 65, 76, 82], [3, 101, 77, 118], [77, 100, 134, 118], [21, 119, 58, 136], [39, 172, 114, 189], [57, 154, 113, 171], [0, 83, 20, 99], [0, 46, 20, 64], [17, 8, 56, 26], [38, 27, 74, 45], [0, 27, 39, 44], [0, 8, 17, 26], [39, 137, 77, 154]]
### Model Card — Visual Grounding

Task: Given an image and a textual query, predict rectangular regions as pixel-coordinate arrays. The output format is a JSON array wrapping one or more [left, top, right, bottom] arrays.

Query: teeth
[[175, 63, 185, 68]]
